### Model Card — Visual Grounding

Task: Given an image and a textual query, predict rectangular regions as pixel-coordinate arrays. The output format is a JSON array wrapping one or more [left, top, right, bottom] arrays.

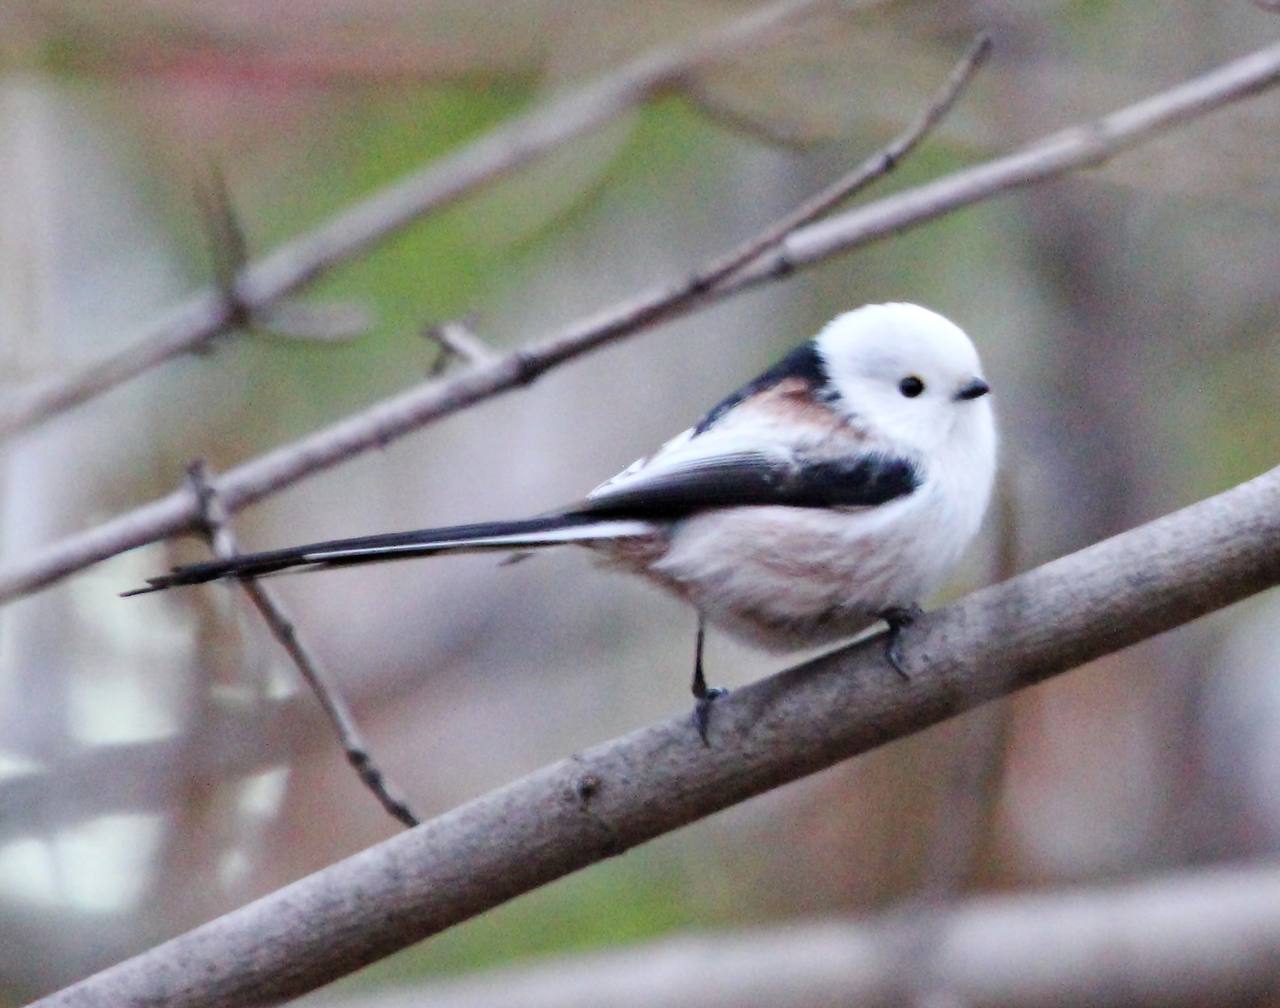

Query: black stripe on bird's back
[[790, 454, 920, 507], [693, 340, 829, 436], [577, 451, 919, 518]]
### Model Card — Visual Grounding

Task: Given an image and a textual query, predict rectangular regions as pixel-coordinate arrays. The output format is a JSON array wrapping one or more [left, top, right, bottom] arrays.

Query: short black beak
[[955, 378, 990, 401]]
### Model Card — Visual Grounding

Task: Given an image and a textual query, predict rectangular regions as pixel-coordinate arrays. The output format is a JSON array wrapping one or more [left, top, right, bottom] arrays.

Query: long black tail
[[123, 514, 650, 596]]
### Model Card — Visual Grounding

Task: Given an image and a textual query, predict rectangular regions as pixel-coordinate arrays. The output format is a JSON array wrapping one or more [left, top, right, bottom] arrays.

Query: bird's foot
[[877, 605, 924, 679], [692, 686, 729, 746]]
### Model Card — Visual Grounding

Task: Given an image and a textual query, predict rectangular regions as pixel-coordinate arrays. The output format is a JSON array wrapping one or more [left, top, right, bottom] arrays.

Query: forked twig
[[517, 32, 992, 361], [186, 460, 419, 829], [688, 32, 991, 296]]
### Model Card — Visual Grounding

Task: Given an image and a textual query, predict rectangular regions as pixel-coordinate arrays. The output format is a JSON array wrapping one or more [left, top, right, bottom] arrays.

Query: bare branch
[[313, 863, 1280, 1008], [757, 41, 1280, 278], [682, 31, 991, 296], [3, 40, 1279, 605], [0, 696, 312, 845], [249, 299, 375, 343], [0, 0, 834, 440], [185, 460, 419, 828], [423, 317, 498, 374], [29, 460, 1280, 1008]]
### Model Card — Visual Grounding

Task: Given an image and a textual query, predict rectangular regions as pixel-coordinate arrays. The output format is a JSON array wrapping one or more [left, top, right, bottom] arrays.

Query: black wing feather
[[578, 451, 919, 519]]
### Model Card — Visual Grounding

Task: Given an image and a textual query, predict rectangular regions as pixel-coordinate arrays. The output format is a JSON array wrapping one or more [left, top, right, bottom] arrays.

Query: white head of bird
[[815, 302, 995, 461]]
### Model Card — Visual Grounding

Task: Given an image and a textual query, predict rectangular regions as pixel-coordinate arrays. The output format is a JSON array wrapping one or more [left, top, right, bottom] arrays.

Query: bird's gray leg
[[878, 604, 923, 679], [691, 614, 727, 745]]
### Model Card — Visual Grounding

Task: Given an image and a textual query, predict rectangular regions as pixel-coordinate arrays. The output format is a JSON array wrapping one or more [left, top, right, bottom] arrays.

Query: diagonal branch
[[3, 39, 1280, 606], [670, 31, 991, 298], [757, 39, 1280, 285], [30, 460, 1280, 1008], [0, 0, 834, 440], [313, 863, 1280, 1008], [185, 460, 419, 828]]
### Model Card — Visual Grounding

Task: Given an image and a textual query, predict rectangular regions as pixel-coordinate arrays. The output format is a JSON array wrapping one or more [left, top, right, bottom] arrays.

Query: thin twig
[[687, 31, 991, 296], [185, 460, 419, 828], [28, 458, 1280, 1008], [4, 40, 1280, 605], [536, 31, 990, 350], [193, 165, 253, 340], [0, 0, 835, 440], [424, 317, 497, 375]]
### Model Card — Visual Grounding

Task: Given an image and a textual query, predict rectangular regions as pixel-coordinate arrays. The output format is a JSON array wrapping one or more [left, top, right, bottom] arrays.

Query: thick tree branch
[[0, 0, 832, 440], [6, 40, 1279, 606], [32, 462, 1280, 1008], [316, 862, 1280, 1008]]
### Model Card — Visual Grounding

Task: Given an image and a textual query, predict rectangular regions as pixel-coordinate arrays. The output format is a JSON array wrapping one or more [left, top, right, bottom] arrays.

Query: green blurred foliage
[[351, 843, 715, 986]]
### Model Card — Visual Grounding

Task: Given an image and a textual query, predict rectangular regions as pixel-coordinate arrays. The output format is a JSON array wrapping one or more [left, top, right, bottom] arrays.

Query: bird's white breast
[[625, 417, 995, 652]]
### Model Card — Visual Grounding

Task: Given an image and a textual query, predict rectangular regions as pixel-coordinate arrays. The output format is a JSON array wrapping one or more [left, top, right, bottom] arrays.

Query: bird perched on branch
[[128, 303, 997, 741]]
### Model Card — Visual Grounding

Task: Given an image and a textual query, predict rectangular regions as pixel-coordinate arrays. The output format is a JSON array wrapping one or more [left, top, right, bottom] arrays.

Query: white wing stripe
[[302, 520, 652, 561]]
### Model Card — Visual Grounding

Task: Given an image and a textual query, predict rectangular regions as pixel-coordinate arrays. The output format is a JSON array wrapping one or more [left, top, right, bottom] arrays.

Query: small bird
[[128, 303, 997, 740]]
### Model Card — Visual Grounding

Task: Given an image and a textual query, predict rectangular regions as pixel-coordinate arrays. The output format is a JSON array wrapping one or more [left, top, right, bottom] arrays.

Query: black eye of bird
[[899, 376, 925, 398]]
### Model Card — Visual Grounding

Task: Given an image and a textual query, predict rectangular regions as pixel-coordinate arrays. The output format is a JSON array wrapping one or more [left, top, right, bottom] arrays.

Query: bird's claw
[[878, 605, 922, 679], [693, 687, 729, 746]]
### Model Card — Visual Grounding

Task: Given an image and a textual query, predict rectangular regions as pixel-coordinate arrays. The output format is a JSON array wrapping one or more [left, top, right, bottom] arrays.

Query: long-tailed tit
[[128, 303, 997, 740]]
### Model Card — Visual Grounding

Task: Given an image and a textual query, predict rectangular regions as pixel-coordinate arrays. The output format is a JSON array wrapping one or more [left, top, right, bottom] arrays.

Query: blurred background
[[1, 0, 1279, 1003]]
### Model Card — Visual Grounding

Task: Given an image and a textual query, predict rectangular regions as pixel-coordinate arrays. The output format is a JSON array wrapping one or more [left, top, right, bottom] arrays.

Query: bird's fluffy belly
[[594, 503, 932, 651]]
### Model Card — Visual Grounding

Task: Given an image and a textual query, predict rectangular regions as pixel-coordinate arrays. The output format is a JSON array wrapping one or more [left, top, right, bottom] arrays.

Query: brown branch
[[28, 458, 1280, 1008], [184, 460, 419, 828], [3, 40, 1280, 605], [311, 863, 1280, 1008], [0, 0, 834, 440]]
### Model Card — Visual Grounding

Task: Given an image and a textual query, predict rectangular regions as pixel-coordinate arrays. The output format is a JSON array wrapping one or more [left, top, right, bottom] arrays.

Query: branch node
[[195, 165, 255, 342], [511, 350, 548, 386], [575, 773, 602, 804]]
